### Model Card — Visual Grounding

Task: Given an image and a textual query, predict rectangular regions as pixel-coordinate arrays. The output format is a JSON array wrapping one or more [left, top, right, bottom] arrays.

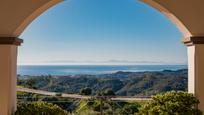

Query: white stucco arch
[[141, 0, 192, 38], [0, 0, 199, 38], [1, 0, 204, 114]]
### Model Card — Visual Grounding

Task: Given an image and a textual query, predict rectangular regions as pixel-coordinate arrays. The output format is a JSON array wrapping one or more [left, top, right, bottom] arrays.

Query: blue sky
[[18, 0, 187, 65]]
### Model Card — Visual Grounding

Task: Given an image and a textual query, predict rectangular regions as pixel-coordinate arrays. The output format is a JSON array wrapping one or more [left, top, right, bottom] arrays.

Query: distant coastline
[[17, 65, 187, 76]]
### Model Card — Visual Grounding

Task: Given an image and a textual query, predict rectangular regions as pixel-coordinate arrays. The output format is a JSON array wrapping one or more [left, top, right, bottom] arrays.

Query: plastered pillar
[[184, 37, 204, 112], [0, 37, 23, 115]]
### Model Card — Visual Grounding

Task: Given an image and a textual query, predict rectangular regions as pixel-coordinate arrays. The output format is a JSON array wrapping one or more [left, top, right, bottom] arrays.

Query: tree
[[138, 91, 202, 115], [80, 87, 92, 95], [103, 89, 115, 96], [122, 103, 140, 114], [26, 78, 36, 89], [97, 89, 116, 96]]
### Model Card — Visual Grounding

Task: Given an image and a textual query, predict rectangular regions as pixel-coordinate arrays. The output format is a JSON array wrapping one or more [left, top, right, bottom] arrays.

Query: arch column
[[0, 37, 23, 115], [183, 37, 204, 111]]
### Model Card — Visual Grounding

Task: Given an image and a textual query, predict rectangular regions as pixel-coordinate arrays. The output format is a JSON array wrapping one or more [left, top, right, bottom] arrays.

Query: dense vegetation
[[17, 91, 142, 114], [17, 91, 77, 112], [17, 69, 200, 114], [138, 91, 202, 115], [17, 69, 187, 96], [17, 91, 201, 115], [15, 102, 69, 115]]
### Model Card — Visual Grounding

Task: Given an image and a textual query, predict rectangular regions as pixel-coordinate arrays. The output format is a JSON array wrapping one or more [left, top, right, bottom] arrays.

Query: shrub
[[55, 93, 62, 97], [97, 89, 115, 96], [103, 89, 115, 96], [15, 102, 69, 115], [138, 91, 202, 115], [80, 87, 92, 95], [122, 103, 140, 114]]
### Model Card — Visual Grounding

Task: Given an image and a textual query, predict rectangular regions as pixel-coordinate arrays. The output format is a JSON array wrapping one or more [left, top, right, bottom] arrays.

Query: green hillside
[[17, 69, 187, 96]]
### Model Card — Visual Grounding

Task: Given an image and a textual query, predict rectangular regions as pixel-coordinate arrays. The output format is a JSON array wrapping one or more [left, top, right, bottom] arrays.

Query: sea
[[17, 65, 187, 76]]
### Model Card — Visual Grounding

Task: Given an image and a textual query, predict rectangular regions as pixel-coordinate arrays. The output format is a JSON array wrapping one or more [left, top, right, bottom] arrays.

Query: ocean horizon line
[[17, 63, 187, 66]]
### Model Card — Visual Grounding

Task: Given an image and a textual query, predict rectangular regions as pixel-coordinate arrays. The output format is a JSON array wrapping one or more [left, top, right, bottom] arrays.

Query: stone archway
[[0, 0, 204, 114]]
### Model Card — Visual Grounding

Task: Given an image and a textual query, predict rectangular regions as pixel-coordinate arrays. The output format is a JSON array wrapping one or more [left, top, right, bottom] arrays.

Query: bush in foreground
[[15, 102, 69, 115], [138, 91, 202, 115]]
